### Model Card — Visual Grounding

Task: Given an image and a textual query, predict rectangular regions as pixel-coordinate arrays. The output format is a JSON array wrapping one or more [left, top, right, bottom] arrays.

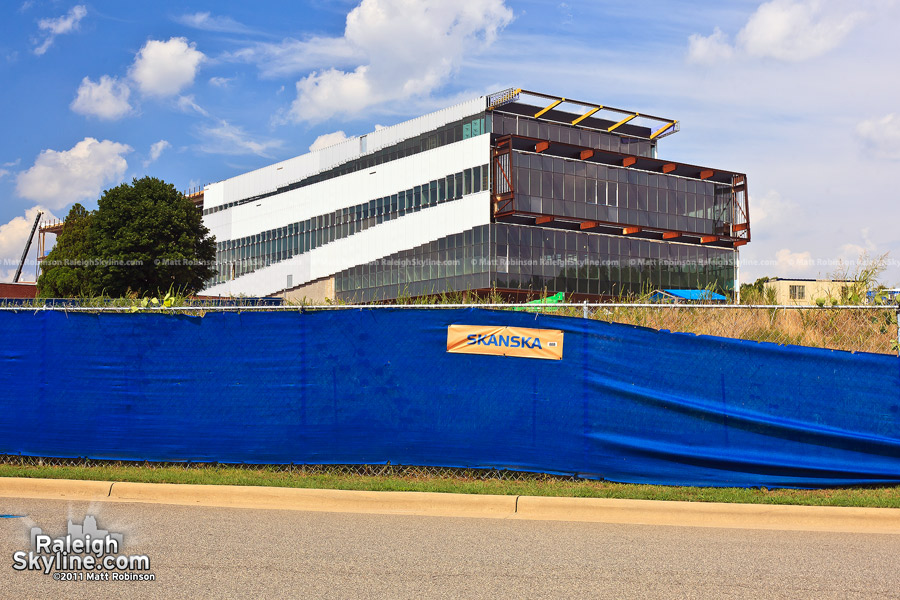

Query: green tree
[[37, 203, 96, 298], [739, 276, 773, 304], [91, 177, 216, 296]]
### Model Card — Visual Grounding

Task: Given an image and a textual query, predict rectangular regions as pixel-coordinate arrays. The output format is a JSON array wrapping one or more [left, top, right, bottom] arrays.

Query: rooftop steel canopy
[[487, 88, 680, 141]]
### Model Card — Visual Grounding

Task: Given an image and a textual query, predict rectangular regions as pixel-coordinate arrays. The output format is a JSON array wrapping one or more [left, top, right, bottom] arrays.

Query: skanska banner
[[1, 308, 898, 488]]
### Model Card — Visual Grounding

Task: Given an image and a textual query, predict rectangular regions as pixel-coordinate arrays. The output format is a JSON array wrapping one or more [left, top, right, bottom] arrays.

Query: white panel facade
[[202, 95, 487, 210], [199, 92, 494, 297], [203, 191, 491, 297], [207, 135, 489, 243]]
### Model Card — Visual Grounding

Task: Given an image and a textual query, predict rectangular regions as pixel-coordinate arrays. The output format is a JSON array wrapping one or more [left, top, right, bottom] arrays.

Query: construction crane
[[13, 211, 42, 283]]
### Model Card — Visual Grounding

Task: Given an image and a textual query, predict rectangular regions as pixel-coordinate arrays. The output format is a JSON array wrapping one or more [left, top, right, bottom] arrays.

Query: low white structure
[[764, 278, 860, 305]]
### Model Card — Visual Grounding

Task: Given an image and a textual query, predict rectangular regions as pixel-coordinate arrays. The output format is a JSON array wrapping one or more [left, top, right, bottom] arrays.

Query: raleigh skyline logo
[[11, 515, 155, 581]]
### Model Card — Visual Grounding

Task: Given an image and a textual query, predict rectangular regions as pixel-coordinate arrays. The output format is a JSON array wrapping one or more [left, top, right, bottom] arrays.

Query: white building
[[199, 89, 750, 302]]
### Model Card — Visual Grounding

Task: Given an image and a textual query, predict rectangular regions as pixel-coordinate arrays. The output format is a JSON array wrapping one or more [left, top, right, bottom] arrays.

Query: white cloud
[[739, 0, 865, 61], [129, 37, 205, 98], [837, 228, 878, 263], [285, 0, 514, 122], [143, 140, 171, 167], [16, 138, 132, 210], [228, 37, 362, 79], [309, 131, 350, 152], [687, 27, 734, 65], [174, 12, 253, 34], [34, 4, 86, 55], [774, 248, 814, 275], [856, 113, 900, 160], [197, 121, 284, 157], [749, 190, 775, 227], [0, 206, 59, 282], [0, 169, 9, 180], [687, 1, 867, 65], [70, 75, 132, 120], [748, 189, 803, 233], [209, 76, 234, 88], [176, 95, 210, 117], [293, 67, 373, 122]]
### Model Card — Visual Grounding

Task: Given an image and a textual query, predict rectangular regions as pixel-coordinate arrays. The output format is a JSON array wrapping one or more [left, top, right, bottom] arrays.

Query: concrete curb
[[0, 477, 112, 501], [513, 496, 900, 534], [2, 477, 899, 534], [108, 482, 517, 518]]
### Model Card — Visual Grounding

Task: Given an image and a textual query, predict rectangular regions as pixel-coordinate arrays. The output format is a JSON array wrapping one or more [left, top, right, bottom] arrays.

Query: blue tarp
[[1, 308, 898, 488], [650, 289, 729, 302]]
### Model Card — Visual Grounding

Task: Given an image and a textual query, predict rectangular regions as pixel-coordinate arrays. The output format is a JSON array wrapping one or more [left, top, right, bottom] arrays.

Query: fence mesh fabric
[[2, 306, 898, 487]]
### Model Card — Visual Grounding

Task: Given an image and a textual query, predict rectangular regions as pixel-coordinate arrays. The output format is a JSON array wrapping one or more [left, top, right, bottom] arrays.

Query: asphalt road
[[2, 497, 899, 599]]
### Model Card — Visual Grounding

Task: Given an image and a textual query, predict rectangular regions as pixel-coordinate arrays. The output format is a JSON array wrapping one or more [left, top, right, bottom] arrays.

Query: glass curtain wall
[[509, 151, 731, 234], [334, 223, 735, 302], [491, 224, 734, 298], [213, 165, 489, 285], [335, 225, 493, 302]]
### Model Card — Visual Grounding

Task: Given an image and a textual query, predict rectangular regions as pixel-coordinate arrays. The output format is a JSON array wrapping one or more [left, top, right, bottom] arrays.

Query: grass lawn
[[2, 463, 899, 508]]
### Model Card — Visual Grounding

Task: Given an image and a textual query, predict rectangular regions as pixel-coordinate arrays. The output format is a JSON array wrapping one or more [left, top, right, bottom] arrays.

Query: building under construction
[[160, 89, 751, 301]]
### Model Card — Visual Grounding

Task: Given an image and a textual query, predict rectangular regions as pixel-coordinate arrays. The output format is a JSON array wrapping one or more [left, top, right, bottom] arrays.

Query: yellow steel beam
[[534, 98, 564, 119], [607, 113, 638, 133], [650, 120, 677, 139], [572, 107, 601, 125], [488, 88, 522, 110]]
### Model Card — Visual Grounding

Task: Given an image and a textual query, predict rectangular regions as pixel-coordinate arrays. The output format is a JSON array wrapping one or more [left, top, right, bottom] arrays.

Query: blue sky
[[2, 0, 899, 285]]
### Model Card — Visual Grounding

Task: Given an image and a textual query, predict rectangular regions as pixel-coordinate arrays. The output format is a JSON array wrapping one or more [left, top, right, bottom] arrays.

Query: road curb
[[108, 481, 517, 518], [2, 477, 899, 533], [513, 496, 900, 534], [0, 477, 111, 500]]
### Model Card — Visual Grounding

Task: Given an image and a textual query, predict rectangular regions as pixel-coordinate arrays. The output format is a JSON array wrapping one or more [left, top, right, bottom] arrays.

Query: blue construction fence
[[1, 308, 898, 488]]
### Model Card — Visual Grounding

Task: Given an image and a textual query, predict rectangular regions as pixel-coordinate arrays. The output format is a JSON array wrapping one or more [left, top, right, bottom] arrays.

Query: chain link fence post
[[583, 300, 588, 319]]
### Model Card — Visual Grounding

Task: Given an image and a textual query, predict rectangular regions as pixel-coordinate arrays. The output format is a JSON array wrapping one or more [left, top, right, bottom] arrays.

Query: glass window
[[552, 173, 564, 199]]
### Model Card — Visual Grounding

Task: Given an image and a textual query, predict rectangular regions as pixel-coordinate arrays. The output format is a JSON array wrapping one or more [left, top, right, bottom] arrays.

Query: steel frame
[[489, 134, 750, 248]]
